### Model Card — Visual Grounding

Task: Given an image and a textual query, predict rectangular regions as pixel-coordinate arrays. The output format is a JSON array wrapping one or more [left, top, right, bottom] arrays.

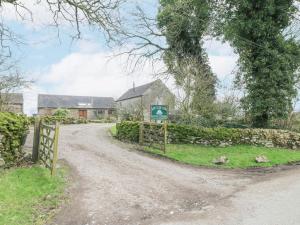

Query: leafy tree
[[53, 108, 70, 118], [220, 0, 300, 128], [157, 0, 217, 117]]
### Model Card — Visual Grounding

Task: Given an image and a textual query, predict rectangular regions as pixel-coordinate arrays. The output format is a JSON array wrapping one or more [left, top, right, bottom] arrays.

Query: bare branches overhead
[[1, 0, 124, 40]]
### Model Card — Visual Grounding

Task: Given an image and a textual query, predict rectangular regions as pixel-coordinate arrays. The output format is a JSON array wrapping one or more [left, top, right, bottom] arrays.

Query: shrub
[[53, 108, 70, 117], [116, 121, 140, 142], [0, 112, 30, 167], [116, 121, 300, 150]]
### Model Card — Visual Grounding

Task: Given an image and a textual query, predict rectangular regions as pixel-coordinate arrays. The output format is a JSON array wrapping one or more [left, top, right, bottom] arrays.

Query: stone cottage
[[0, 93, 23, 113], [116, 79, 175, 121], [38, 94, 115, 119]]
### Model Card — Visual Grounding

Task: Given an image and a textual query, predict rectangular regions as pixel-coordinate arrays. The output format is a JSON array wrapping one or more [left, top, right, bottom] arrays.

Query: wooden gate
[[139, 122, 167, 153], [32, 118, 60, 176]]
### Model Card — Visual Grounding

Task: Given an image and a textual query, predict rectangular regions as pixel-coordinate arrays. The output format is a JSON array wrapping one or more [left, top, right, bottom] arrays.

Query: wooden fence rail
[[139, 122, 167, 153], [32, 117, 60, 176]]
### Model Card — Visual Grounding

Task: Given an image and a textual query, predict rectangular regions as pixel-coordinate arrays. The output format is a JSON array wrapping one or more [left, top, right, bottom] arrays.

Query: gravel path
[[49, 124, 300, 225]]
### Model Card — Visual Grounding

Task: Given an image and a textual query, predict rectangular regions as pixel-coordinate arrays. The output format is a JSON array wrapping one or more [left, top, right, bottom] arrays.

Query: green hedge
[[116, 121, 300, 150], [0, 112, 30, 167], [116, 121, 140, 142]]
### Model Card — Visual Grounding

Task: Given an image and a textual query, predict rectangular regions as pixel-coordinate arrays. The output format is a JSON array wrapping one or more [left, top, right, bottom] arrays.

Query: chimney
[[133, 82, 135, 92]]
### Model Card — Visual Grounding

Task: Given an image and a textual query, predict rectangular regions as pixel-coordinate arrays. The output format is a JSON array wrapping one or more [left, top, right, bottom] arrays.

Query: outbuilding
[[38, 94, 115, 119], [116, 79, 175, 121]]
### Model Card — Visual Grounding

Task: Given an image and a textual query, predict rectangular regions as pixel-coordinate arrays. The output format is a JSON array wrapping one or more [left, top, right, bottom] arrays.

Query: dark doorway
[[79, 110, 87, 119]]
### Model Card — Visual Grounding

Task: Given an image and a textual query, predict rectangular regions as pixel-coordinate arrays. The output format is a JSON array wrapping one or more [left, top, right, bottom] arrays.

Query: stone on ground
[[255, 155, 270, 163], [0, 157, 5, 167], [213, 156, 229, 165]]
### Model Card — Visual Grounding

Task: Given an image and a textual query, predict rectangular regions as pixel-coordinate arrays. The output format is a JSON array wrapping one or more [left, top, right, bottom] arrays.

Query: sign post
[[150, 105, 168, 121]]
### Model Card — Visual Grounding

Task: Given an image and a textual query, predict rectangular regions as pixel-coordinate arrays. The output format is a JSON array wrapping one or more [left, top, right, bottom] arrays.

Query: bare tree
[[0, 0, 123, 39], [0, 0, 125, 111]]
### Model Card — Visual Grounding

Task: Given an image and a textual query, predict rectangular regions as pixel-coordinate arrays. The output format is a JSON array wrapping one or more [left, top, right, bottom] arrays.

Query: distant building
[[116, 80, 175, 121], [38, 94, 115, 119], [0, 93, 24, 113]]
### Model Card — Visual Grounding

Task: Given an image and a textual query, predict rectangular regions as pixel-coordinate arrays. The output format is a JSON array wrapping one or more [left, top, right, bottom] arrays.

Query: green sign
[[151, 105, 168, 121]]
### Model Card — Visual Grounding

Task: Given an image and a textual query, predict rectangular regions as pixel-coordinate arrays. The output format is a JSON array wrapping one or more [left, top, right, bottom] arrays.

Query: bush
[[116, 121, 300, 150], [169, 114, 218, 127], [0, 112, 30, 167], [53, 108, 70, 117], [116, 121, 140, 142]]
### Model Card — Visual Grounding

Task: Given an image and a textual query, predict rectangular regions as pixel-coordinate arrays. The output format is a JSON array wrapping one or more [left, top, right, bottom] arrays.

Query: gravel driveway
[[49, 124, 300, 225]]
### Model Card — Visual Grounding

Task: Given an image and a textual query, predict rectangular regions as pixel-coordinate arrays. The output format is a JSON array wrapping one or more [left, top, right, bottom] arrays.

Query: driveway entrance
[[50, 124, 300, 225]]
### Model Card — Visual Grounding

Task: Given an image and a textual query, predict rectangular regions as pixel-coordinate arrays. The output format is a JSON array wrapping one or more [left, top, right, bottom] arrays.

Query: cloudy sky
[[3, 1, 238, 115]]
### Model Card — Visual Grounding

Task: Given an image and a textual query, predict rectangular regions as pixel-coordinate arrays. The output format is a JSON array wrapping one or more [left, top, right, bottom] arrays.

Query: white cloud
[[38, 52, 164, 98], [2, 0, 55, 28], [208, 55, 238, 80]]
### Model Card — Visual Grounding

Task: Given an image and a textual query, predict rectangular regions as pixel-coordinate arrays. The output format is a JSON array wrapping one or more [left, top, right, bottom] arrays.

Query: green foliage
[[117, 121, 300, 149], [157, 0, 217, 117], [53, 108, 70, 117], [220, 0, 300, 127], [116, 121, 140, 142], [169, 114, 219, 127], [145, 144, 300, 168], [0, 166, 67, 225], [0, 112, 29, 167]]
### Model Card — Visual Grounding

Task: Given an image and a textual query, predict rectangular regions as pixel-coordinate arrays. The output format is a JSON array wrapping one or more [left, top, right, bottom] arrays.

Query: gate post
[[139, 122, 144, 145], [51, 122, 60, 176], [163, 121, 168, 153], [32, 117, 41, 163]]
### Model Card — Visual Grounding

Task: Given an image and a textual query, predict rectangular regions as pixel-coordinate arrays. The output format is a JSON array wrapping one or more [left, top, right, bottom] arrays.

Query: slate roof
[[117, 80, 158, 102], [38, 94, 115, 109], [0, 93, 23, 104]]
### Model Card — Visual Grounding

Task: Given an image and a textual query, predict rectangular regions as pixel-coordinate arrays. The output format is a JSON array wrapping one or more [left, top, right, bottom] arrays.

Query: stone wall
[[3, 104, 23, 114]]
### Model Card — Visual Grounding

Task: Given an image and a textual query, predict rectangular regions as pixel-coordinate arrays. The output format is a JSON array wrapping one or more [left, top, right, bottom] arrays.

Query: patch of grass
[[110, 124, 117, 137], [0, 166, 67, 225], [145, 144, 300, 169]]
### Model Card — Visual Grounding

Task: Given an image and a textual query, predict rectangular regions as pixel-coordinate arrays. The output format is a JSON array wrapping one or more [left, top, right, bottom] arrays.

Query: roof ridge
[[38, 94, 114, 99], [117, 79, 161, 102]]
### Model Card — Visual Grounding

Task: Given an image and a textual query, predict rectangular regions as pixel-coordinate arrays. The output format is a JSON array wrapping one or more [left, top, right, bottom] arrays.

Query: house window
[[97, 109, 105, 115], [108, 109, 114, 115]]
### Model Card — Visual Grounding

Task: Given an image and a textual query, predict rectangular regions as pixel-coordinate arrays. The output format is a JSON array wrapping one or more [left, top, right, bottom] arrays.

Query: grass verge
[[0, 166, 67, 225], [144, 144, 300, 169], [110, 124, 117, 137]]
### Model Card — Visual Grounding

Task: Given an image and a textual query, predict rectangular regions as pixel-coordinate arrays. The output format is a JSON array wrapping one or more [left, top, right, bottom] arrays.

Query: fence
[[32, 118, 60, 176], [139, 122, 167, 153]]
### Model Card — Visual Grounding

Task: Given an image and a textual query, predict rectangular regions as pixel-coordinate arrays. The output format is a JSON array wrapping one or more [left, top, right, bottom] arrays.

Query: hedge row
[[116, 121, 300, 150], [0, 112, 30, 167], [116, 121, 140, 142]]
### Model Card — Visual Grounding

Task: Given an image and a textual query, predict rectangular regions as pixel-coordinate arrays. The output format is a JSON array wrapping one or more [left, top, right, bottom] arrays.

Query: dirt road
[[50, 124, 300, 225]]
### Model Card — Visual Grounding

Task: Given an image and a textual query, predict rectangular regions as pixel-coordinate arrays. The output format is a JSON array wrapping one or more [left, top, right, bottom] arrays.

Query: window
[[97, 109, 105, 115]]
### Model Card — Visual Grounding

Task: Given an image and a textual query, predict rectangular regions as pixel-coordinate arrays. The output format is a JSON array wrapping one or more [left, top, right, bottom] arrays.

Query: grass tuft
[[110, 124, 117, 137]]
